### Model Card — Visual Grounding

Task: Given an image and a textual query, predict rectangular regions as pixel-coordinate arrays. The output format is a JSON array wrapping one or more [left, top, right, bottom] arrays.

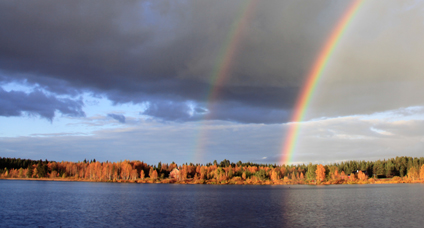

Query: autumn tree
[[151, 170, 158, 180], [420, 164, 424, 180], [350, 172, 356, 181], [121, 162, 132, 180], [280, 166, 287, 177], [199, 166, 206, 180], [357, 171, 366, 181], [407, 167, 419, 181], [242, 172, 246, 180], [50, 170, 58, 178], [270, 168, 279, 181], [18, 168, 24, 178], [26, 165, 33, 178], [228, 166, 233, 179], [140, 170, 145, 180], [130, 169, 138, 180], [315, 164, 325, 183], [306, 163, 316, 180], [328, 166, 339, 180], [149, 167, 153, 178]]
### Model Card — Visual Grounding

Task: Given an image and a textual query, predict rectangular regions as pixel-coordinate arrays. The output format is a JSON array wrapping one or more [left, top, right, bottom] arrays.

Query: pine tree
[[26, 165, 33, 178]]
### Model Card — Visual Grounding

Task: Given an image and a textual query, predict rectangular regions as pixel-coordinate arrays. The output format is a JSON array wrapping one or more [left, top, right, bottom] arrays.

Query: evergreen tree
[[26, 165, 33, 178]]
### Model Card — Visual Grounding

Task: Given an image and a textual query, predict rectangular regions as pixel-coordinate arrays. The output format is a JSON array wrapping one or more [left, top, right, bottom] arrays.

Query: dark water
[[0, 180, 423, 227]]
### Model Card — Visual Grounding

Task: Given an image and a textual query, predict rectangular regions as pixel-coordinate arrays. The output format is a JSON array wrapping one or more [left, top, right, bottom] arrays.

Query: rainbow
[[280, 0, 364, 165], [194, 0, 258, 163]]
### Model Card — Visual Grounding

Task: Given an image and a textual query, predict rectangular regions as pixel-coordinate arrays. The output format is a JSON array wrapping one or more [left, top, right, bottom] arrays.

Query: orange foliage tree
[[420, 164, 424, 180], [315, 164, 325, 182], [357, 171, 366, 181], [140, 170, 145, 180], [151, 170, 158, 180]]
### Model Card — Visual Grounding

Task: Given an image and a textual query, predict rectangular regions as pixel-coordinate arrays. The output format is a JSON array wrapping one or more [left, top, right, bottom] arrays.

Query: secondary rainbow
[[281, 0, 364, 164], [194, 0, 258, 163]]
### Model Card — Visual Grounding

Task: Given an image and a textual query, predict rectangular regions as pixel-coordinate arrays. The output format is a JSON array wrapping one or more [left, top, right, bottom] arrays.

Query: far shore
[[2, 177, 423, 186]]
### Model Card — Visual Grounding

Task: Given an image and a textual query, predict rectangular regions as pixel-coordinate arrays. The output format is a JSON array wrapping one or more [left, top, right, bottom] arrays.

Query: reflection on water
[[0, 180, 423, 227]]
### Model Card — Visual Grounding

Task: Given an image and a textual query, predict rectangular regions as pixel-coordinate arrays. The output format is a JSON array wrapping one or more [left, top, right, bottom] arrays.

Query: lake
[[0, 180, 423, 227]]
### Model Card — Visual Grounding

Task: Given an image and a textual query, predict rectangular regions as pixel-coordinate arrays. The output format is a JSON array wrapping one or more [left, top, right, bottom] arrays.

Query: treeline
[[1, 156, 424, 185], [0, 157, 46, 171]]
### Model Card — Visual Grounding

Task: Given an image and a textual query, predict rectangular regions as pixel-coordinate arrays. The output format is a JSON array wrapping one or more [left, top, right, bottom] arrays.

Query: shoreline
[[2, 177, 423, 186]]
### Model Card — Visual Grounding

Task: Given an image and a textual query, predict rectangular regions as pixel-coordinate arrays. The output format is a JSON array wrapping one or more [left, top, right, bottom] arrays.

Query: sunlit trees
[[103, 162, 113, 180], [1, 156, 424, 185], [407, 167, 419, 181], [50, 170, 58, 178], [315, 164, 325, 183], [242, 172, 246, 180], [199, 166, 206, 180], [280, 166, 287, 178], [18, 168, 24, 178], [120, 161, 133, 180], [214, 167, 226, 182], [420, 164, 424, 180], [306, 163, 316, 180], [270, 168, 279, 181], [357, 171, 366, 181], [228, 166, 233, 179], [130, 169, 138, 180], [328, 166, 339, 180], [151, 170, 158, 180], [170, 168, 179, 180], [26, 165, 33, 178], [140, 170, 145, 180]]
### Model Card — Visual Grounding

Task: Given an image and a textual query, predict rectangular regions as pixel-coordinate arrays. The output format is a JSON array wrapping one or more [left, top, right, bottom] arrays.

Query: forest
[[1, 156, 424, 185]]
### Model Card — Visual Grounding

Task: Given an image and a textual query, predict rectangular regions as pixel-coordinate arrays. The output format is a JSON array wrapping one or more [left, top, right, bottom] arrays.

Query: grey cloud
[[305, 1, 424, 119], [107, 113, 126, 123], [142, 101, 193, 122], [0, 121, 285, 164], [2, 114, 423, 165], [291, 116, 424, 164], [0, 0, 353, 123], [0, 1, 423, 123], [141, 100, 290, 123], [0, 88, 85, 120]]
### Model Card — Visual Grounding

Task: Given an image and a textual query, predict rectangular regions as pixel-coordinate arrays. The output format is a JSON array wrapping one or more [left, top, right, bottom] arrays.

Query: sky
[[1, 0, 424, 165]]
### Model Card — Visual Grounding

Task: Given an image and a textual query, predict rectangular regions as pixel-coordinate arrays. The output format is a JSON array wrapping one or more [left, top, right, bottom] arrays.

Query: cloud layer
[[0, 88, 84, 120], [2, 108, 424, 164], [0, 0, 361, 123], [2, 1, 424, 123]]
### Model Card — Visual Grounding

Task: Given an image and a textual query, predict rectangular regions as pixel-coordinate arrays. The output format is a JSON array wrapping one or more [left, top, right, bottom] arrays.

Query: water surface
[[0, 180, 423, 227]]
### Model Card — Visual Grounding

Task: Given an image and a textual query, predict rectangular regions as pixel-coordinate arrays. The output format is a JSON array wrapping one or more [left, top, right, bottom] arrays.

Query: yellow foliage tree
[[315, 164, 325, 182], [420, 164, 424, 180], [408, 167, 419, 181]]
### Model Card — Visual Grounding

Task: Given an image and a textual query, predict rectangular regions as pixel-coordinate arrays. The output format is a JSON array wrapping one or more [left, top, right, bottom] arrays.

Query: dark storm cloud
[[0, 88, 85, 120], [142, 101, 193, 122], [5, 0, 416, 123], [107, 113, 126, 123]]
